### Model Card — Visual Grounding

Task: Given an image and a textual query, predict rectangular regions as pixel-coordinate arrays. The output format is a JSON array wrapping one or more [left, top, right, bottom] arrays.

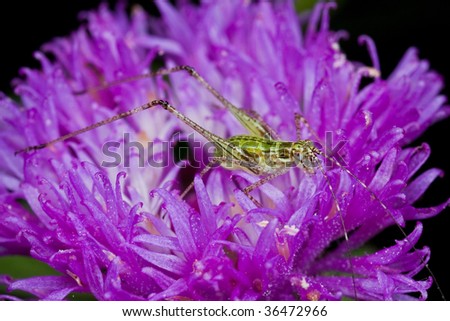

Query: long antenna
[[297, 112, 445, 300], [317, 162, 358, 300], [319, 150, 446, 300]]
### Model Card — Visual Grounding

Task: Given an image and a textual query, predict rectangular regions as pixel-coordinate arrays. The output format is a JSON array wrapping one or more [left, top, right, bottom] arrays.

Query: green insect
[[16, 65, 445, 300]]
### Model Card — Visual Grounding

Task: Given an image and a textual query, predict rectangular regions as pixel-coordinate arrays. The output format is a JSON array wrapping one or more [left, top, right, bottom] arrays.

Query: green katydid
[[15, 65, 445, 300]]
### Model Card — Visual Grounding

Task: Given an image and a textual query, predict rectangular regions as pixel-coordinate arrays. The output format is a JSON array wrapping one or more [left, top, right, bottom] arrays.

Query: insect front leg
[[294, 113, 304, 141]]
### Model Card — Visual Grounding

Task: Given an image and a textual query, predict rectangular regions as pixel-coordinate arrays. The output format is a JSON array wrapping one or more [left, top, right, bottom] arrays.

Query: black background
[[0, 0, 449, 300]]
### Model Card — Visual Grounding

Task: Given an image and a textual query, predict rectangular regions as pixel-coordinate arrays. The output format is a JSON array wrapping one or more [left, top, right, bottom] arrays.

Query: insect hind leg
[[15, 98, 223, 156], [15, 99, 169, 155], [76, 65, 280, 140]]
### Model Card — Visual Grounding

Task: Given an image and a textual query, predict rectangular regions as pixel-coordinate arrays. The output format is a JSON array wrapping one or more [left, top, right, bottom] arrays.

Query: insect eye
[[292, 151, 303, 162]]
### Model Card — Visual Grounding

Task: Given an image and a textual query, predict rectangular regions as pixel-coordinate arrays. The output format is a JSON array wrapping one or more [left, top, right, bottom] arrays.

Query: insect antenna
[[316, 161, 358, 299], [295, 113, 358, 299], [319, 149, 446, 300], [296, 113, 445, 300]]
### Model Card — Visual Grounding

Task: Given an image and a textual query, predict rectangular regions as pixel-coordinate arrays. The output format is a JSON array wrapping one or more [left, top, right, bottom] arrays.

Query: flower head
[[1, 1, 449, 300]]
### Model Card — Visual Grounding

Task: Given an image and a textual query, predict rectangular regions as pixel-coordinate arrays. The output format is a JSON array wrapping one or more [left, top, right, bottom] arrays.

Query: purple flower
[[1, 1, 449, 301]]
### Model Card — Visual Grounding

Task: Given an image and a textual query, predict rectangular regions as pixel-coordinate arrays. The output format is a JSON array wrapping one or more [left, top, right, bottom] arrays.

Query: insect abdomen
[[221, 136, 296, 173]]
